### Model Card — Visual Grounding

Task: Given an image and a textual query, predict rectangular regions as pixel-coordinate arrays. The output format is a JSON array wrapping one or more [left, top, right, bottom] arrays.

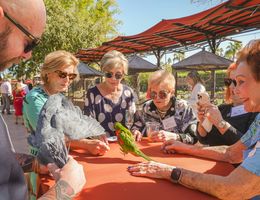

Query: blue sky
[[114, 0, 260, 63], [115, 0, 221, 35]]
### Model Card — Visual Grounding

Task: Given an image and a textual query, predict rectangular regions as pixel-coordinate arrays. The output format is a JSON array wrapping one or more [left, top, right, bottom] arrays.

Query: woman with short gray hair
[[84, 50, 136, 139]]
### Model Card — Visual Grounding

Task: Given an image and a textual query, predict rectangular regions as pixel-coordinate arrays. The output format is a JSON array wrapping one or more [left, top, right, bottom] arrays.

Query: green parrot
[[114, 122, 152, 161]]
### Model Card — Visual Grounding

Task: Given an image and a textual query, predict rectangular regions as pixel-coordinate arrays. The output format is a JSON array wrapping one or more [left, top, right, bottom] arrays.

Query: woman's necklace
[[157, 109, 167, 118], [157, 102, 172, 118], [157, 109, 167, 115]]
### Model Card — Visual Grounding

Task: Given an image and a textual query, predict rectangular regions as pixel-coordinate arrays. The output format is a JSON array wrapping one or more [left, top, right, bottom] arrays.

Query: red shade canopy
[[77, 0, 260, 63]]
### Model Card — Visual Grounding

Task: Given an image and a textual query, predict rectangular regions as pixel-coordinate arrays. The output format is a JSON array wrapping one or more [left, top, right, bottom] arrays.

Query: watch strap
[[217, 120, 226, 129]]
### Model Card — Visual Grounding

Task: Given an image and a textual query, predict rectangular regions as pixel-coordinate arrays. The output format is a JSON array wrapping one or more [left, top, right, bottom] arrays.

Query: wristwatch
[[170, 168, 182, 183], [217, 120, 227, 129]]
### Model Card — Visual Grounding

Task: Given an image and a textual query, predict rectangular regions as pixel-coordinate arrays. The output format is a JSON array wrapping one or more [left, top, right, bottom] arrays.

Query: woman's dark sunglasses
[[4, 11, 41, 53], [105, 72, 123, 80], [54, 70, 77, 80], [150, 90, 169, 100], [224, 78, 237, 87]]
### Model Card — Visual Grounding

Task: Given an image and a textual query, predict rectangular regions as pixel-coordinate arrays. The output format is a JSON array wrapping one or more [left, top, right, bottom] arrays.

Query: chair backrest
[[0, 114, 15, 152]]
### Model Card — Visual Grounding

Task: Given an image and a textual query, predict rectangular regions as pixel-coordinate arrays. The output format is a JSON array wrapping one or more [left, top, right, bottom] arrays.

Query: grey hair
[[100, 50, 128, 75]]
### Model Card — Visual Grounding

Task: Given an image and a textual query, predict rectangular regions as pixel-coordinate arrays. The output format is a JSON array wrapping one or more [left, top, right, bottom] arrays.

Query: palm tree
[[224, 41, 242, 61], [172, 52, 185, 64]]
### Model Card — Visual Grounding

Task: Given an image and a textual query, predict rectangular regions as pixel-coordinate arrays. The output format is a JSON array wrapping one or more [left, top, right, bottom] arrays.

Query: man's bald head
[[0, 0, 46, 71], [0, 0, 46, 37]]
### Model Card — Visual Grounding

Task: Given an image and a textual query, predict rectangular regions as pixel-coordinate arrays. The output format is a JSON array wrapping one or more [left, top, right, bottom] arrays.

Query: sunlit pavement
[[1, 105, 29, 154]]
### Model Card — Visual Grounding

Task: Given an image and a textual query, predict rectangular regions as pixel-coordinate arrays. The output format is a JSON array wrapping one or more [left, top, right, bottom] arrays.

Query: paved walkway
[[1, 106, 29, 154]]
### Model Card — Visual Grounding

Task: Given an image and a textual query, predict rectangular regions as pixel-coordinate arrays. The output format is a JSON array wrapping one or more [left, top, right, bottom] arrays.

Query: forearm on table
[[179, 166, 260, 199], [70, 139, 92, 151], [39, 180, 75, 200], [180, 142, 244, 163], [182, 145, 231, 162]]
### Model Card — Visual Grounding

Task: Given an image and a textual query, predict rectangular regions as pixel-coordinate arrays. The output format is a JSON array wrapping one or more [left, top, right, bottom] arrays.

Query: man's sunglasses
[[54, 70, 77, 80], [150, 90, 169, 100], [4, 11, 41, 53], [224, 78, 237, 87], [104, 72, 123, 80]]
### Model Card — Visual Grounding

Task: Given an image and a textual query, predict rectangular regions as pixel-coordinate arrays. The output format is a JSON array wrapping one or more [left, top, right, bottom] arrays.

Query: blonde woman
[[84, 50, 136, 138], [12, 82, 26, 124], [23, 50, 109, 156], [131, 70, 197, 144]]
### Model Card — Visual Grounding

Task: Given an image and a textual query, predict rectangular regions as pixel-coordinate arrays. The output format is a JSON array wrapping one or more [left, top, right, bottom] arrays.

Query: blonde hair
[[147, 70, 175, 97], [100, 50, 128, 75], [14, 82, 23, 93], [41, 50, 79, 84], [225, 63, 238, 104]]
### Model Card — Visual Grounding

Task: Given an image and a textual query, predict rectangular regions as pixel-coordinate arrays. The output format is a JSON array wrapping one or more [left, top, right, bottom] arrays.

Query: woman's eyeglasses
[[104, 72, 123, 80], [224, 78, 237, 87], [4, 11, 41, 53], [54, 70, 77, 80], [150, 90, 169, 100]]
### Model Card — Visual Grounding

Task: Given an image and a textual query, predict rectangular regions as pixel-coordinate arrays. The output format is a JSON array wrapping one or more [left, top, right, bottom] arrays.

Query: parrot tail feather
[[136, 150, 153, 161]]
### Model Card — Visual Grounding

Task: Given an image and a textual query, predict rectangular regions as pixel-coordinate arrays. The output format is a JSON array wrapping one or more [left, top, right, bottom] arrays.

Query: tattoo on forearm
[[55, 180, 75, 200]]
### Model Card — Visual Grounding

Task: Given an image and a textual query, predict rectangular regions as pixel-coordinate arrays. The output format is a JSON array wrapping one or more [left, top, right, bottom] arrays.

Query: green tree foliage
[[9, 0, 120, 79], [224, 41, 242, 61], [172, 52, 185, 64]]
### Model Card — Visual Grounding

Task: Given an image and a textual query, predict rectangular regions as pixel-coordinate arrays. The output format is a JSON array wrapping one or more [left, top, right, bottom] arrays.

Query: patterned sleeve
[[177, 104, 198, 144], [128, 87, 136, 112], [131, 103, 146, 134], [131, 110, 145, 133], [241, 141, 260, 176], [84, 88, 96, 119]]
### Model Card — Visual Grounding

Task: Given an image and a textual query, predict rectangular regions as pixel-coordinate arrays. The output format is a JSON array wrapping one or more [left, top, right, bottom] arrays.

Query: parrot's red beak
[[115, 130, 120, 137]]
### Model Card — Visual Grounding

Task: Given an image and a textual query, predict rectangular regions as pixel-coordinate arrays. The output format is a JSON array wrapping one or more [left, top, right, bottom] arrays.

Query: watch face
[[171, 168, 182, 183]]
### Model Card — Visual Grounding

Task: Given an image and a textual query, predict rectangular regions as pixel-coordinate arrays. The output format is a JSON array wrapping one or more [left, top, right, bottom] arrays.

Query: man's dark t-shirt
[[0, 148, 27, 200]]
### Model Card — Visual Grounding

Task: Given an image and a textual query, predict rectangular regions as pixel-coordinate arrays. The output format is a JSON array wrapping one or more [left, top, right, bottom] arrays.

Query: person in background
[[128, 39, 260, 200], [12, 82, 26, 124], [84, 50, 136, 138], [0, 0, 85, 199], [18, 78, 29, 94], [0, 78, 12, 114], [186, 70, 206, 116], [197, 63, 257, 146], [27, 82, 33, 91], [23, 50, 109, 156], [131, 70, 197, 144]]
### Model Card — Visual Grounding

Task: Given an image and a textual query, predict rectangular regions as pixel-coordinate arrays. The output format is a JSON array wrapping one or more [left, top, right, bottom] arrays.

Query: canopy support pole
[[211, 70, 216, 99], [173, 70, 178, 97], [153, 49, 166, 68]]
